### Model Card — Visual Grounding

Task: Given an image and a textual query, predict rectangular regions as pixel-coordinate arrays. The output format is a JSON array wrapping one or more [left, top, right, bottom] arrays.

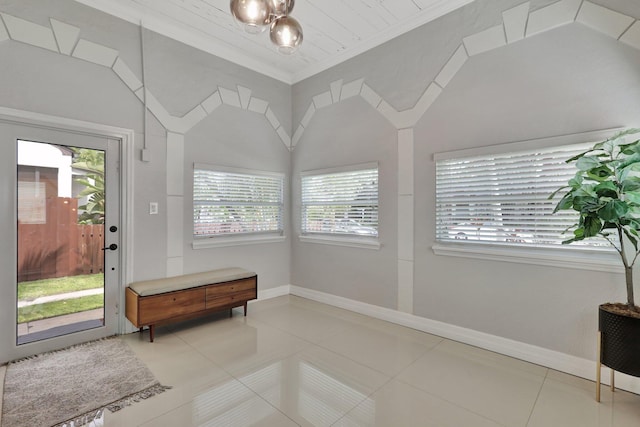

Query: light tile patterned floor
[[2, 295, 640, 426]]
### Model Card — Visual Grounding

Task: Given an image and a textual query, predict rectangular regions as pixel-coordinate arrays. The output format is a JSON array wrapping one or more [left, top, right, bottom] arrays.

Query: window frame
[[299, 162, 380, 250], [192, 163, 285, 249], [432, 129, 624, 272]]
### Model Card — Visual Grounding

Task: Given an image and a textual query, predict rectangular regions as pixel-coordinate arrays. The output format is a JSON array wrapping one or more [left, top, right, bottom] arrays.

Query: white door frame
[[0, 106, 134, 344]]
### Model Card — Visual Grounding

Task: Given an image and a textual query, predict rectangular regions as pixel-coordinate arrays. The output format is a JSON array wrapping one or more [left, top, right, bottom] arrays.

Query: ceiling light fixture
[[230, 0, 303, 54]]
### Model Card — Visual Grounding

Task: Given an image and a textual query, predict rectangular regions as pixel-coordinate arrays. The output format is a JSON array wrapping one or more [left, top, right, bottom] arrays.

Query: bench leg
[[244, 302, 248, 316], [149, 325, 155, 343], [139, 327, 143, 334]]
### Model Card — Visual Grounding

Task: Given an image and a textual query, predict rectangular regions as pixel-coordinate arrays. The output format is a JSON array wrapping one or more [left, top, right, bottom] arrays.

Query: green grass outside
[[18, 273, 103, 300], [18, 295, 104, 323]]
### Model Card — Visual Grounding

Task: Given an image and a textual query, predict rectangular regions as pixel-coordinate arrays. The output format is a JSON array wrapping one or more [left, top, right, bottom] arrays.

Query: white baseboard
[[257, 284, 291, 301], [289, 285, 640, 395]]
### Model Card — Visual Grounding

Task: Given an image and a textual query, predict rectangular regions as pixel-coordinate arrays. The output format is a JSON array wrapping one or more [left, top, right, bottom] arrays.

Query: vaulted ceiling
[[74, 0, 475, 83]]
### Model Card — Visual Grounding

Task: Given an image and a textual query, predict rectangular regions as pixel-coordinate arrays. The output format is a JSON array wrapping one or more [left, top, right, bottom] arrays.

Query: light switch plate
[[149, 202, 158, 215]]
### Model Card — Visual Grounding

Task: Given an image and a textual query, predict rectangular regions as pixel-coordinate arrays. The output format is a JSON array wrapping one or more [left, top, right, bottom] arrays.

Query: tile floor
[[2, 295, 640, 426]]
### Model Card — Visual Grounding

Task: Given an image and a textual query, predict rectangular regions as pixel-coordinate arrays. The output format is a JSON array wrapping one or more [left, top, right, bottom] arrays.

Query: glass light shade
[[269, 0, 294, 16], [270, 16, 303, 54], [230, 0, 273, 34]]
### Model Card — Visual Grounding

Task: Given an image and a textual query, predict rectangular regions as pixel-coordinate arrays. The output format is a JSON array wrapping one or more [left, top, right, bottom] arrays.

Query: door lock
[[102, 243, 118, 251]]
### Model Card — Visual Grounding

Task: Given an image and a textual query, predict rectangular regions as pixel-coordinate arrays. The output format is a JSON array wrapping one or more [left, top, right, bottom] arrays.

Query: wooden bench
[[125, 267, 257, 342]]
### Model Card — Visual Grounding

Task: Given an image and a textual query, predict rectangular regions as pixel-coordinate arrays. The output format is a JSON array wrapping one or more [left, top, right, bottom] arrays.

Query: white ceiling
[[74, 0, 475, 84]]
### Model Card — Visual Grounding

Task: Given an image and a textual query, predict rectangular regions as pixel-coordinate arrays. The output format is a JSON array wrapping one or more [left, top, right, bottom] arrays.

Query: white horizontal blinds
[[301, 167, 378, 237], [194, 168, 283, 237], [436, 143, 611, 247]]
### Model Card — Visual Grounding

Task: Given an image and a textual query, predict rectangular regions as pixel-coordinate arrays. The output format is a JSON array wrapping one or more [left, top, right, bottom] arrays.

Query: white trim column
[[166, 131, 184, 276], [397, 128, 414, 313]]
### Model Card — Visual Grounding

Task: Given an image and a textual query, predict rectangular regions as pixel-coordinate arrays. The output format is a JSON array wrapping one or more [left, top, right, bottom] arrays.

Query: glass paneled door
[[0, 121, 120, 362]]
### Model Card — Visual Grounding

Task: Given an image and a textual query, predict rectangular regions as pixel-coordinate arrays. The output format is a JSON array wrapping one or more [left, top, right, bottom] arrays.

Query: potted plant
[[550, 128, 640, 401]]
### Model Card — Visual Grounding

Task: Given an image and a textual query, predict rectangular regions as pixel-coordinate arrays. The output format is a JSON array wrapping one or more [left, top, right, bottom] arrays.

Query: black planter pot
[[599, 305, 640, 377]]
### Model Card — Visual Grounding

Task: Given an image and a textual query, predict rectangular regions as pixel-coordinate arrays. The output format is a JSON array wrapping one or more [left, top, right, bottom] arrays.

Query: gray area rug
[[1, 337, 170, 427]]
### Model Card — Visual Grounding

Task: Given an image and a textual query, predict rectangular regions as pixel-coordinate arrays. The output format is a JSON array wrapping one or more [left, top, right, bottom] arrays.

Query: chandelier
[[230, 0, 303, 54]]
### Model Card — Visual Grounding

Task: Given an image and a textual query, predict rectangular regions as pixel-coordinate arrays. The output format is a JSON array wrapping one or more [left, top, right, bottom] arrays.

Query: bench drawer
[[139, 288, 206, 324], [206, 289, 256, 310], [206, 278, 256, 298]]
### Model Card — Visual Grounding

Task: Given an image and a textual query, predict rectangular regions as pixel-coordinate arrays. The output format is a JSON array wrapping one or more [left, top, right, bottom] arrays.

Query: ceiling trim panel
[[74, 0, 477, 84]]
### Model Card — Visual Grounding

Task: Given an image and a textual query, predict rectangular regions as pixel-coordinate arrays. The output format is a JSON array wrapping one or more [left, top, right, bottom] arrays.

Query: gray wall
[[291, 98, 398, 308], [141, 27, 292, 287], [291, 0, 640, 362], [184, 106, 291, 288], [3, 0, 640, 367], [0, 0, 292, 292], [414, 22, 640, 359]]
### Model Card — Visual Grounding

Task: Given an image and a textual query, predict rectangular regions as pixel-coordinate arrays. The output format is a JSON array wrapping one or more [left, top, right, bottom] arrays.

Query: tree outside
[[72, 148, 105, 225]]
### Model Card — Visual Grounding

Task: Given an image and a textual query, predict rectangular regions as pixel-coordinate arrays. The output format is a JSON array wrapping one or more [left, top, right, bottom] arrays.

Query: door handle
[[102, 243, 118, 251]]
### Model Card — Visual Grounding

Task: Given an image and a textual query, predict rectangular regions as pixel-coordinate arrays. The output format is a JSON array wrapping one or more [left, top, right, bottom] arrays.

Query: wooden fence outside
[[17, 197, 104, 282]]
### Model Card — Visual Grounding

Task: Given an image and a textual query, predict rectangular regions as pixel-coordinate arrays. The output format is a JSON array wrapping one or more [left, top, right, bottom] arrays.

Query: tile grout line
[[525, 368, 550, 426], [228, 299, 420, 425], [326, 336, 447, 426], [391, 370, 510, 427], [160, 317, 303, 426], [391, 337, 547, 427], [329, 373, 397, 427]]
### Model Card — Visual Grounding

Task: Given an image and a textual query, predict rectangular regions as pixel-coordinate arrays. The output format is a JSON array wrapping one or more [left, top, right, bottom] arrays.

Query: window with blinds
[[301, 164, 378, 238], [435, 142, 612, 248], [193, 164, 284, 238]]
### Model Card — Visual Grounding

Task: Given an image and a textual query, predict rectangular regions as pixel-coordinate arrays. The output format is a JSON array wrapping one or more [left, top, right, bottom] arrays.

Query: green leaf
[[625, 191, 640, 206], [71, 161, 104, 174], [601, 138, 617, 154], [573, 185, 597, 198], [611, 128, 640, 140], [573, 196, 604, 213], [621, 158, 640, 171], [576, 156, 601, 171], [568, 173, 584, 188], [618, 140, 640, 154], [553, 193, 574, 213], [598, 200, 629, 221], [583, 215, 602, 237], [566, 150, 592, 163], [620, 162, 640, 182], [619, 153, 640, 169], [548, 186, 569, 200], [586, 165, 613, 182], [562, 228, 585, 244], [628, 139, 640, 154], [619, 217, 632, 226], [621, 180, 640, 192], [623, 228, 639, 251], [595, 181, 618, 198], [562, 238, 580, 244]]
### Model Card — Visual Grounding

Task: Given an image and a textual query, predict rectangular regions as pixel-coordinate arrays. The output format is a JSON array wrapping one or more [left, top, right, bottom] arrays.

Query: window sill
[[299, 234, 381, 250], [432, 242, 623, 273], [193, 234, 286, 249]]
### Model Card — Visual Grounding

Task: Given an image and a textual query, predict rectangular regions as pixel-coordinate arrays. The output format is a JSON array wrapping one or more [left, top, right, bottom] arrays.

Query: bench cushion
[[128, 267, 256, 297]]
